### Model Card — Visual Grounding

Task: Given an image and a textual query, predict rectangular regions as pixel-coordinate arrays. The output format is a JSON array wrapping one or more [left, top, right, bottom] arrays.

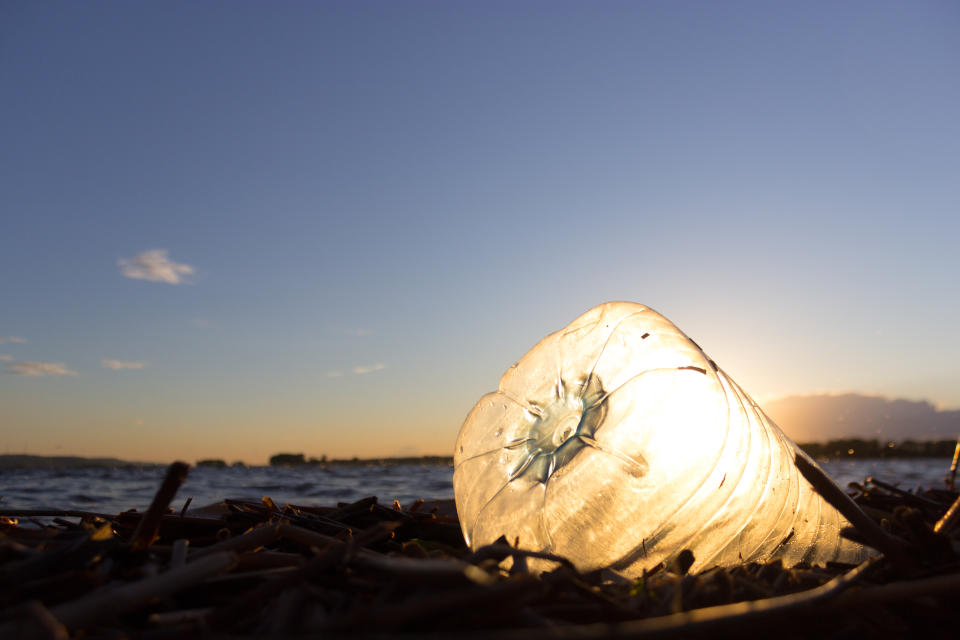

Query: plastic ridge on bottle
[[453, 302, 868, 576]]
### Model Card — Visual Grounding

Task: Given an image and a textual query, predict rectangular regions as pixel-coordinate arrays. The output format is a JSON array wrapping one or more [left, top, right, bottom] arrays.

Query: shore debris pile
[[1, 455, 959, 639]]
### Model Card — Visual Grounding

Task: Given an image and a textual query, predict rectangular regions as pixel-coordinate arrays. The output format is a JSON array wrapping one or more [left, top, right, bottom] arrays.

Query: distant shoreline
[[264, 453, 453, 468], [2, 438, 956, 470], [0, 455, 160, 470]]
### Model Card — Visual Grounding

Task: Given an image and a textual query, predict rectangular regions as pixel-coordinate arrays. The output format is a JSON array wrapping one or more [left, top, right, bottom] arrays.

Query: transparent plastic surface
[[453, 302, 868, 576]]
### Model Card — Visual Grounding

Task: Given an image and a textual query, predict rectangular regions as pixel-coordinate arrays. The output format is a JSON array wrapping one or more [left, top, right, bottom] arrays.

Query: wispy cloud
[[118, 249, 194, 284], [346, 328, 371, 337], [101, 359, 147, 370], [352, 362, 387, 375], [0, 336, 26, 344], [0, 355, 11, 362], [326, 363, 387, 377], [7, 361, 77, 377]]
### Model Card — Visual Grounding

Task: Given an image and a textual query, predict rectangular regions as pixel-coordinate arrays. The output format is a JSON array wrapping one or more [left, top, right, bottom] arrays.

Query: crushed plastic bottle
[[453, 302, 868, 576]]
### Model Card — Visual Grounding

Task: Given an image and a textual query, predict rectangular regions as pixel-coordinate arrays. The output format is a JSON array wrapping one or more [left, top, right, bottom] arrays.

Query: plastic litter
[[453, 302, 868, 576]]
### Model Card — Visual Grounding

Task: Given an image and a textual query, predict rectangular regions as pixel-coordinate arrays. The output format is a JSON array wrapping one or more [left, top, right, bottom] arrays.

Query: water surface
[[0, 458, 952, 515]]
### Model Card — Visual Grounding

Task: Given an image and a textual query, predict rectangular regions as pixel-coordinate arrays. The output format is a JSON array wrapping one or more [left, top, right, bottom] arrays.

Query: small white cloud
[[102, 359, 147, 370], [8, 361, 77, 377], [352, 362, 387, 375], [118, 249, 194, 284], [0, 354, 12, 362], [327, 363, 387, 377], [0, 336, 26, 344]]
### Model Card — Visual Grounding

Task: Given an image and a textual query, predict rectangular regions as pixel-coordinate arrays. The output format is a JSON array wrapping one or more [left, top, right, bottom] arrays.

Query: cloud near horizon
[[0, 355, 12, 362], [0, 336, 26, 344], [352, 362, 387, 375], [7, 361, 77, 377], [118, 249, 194, 284], [326, 363, 387, 377], [101, 359, 147, 370], [763, 393, 960, 442]]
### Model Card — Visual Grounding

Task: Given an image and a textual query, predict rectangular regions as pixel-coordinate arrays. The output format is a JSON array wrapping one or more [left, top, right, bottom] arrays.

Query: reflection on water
[[0, 458, 952, 514]]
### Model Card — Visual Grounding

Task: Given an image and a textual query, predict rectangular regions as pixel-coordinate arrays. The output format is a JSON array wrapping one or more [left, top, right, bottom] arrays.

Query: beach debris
[[454, 302, 867, 575], [0, 459, 957, 638]]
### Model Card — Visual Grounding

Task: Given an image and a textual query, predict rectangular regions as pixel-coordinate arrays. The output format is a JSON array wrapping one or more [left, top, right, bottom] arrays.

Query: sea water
[[0, 458, 952, 515]]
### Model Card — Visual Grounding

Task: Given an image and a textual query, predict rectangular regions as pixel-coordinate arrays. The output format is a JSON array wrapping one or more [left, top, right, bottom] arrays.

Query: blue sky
[[2, 1, 958, 463]]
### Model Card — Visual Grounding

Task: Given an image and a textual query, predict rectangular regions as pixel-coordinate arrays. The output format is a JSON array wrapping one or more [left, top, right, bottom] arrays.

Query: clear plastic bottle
[[453, 302, 868, 576]]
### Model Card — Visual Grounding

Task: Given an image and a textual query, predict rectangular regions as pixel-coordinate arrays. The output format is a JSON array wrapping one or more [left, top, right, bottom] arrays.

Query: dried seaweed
[[1, 456, 958, 639]]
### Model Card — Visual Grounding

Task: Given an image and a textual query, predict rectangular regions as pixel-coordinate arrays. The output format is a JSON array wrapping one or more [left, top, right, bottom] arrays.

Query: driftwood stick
[[189, 523, 282, 559], [275, 523, 343, 549], [794, 454, 914, 570], [46, 551, 236, 631], [350, 554, 497, 586], [933, 493, 960, 535], [275, 521, 400, 556], [309, 495, 378, 521], [130, 461, 190, 551], [833, 570, 960, 607]]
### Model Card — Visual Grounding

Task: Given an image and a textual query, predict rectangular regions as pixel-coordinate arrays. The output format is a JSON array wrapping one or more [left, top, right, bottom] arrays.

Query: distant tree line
[[799, 439, 958, 459], [269, 453, 312, 466], [267, 452, 451, 466]]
